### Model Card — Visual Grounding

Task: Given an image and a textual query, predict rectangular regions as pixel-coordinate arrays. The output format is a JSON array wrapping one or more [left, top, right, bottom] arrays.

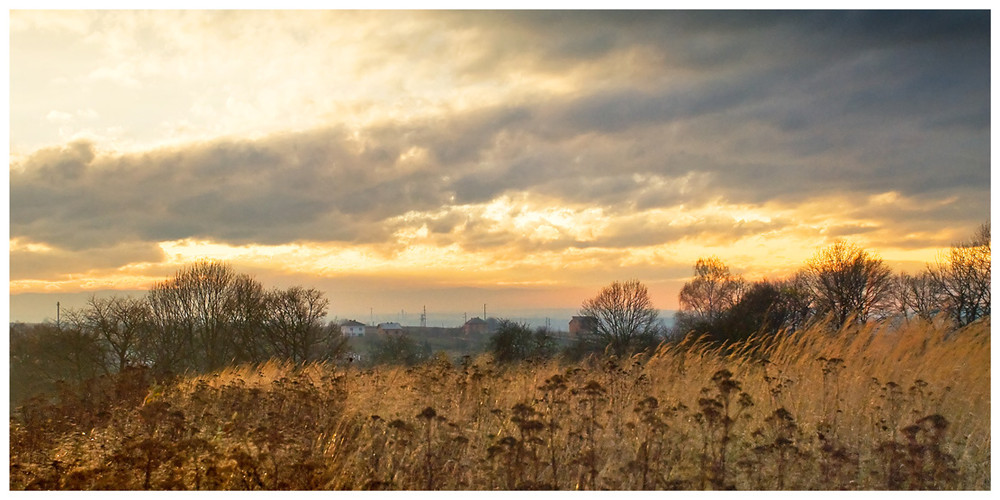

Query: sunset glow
[[9, 10, 990, 323]]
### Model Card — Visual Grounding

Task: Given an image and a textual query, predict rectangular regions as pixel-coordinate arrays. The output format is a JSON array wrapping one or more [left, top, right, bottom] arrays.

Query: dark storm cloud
[[10, 103, 544, 251], [442, 11, 988, 85], [11, 132, 426, 250], [545, 78, 774, 135], [512, 10, 989, 135], [463, 11, 990, 207], [10, 11, 989, 258]]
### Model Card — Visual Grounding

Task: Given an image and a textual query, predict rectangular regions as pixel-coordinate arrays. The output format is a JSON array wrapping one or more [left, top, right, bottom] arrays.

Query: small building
[[569, 316, 598, 337], [340, 320, 366, 338], [463, 317, 489, 336], [377, 322, 404, 335]]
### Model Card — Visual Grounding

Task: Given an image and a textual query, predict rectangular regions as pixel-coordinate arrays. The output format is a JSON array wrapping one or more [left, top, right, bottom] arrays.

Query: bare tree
[[82, 295, 151, 373], [227, 274, 270, 364], [803, 241, 895, 325], [675, 257, 745, 337], [146, 260, 266, 372], [774, 272, 814, 332], [183, 261, 237, 370], [897, 271, 941, 322], [927, 222, 990, 326], [264, 286, 334, 363], [678, 256, 745, 324], [143, 261, 349, 371], [580, 279, 660, 356], [146, 278, 197, 373]]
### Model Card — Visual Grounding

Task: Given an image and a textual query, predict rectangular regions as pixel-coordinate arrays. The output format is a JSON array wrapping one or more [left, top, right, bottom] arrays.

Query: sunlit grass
[[9, 317, 989, 490]]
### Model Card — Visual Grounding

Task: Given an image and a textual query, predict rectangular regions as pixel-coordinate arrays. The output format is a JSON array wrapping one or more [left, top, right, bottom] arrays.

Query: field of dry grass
[[9, 317, 990, 490]]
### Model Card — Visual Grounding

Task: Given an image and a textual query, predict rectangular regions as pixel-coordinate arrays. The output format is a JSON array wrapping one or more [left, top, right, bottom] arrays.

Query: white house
[[341, 320, 367, 337]]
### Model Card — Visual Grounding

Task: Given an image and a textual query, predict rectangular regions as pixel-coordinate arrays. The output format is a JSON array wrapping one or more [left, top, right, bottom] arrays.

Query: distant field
[[10, 317, 989, 490]]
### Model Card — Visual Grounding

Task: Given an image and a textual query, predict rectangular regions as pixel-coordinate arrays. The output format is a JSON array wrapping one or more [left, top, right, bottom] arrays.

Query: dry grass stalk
[[10, 317, 989, 490]]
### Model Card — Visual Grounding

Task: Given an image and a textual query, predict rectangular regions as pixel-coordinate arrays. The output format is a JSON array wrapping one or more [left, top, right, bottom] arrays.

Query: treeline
[[672, 223, 990, 345], [487, 223, 990, 362], [10, 224, 990, 402], [10, 261, 345, 403]]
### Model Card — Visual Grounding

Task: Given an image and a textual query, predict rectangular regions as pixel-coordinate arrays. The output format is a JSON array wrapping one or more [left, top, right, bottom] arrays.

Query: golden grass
[[9, 317, 990, 490]]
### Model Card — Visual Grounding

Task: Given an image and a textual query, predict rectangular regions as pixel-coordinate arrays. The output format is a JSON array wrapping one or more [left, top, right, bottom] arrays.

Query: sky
[[7, 10, 992, 325]]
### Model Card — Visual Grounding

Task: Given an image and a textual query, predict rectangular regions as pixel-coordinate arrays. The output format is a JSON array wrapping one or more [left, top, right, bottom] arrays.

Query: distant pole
[[56, 301, 61, 329], [421, 306, 427, 328], [370, 307, 374, 326], [484, 303, 487, 319]]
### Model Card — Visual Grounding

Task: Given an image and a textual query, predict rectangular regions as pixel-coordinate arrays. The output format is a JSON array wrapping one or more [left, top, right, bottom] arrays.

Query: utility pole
[[56, 301, 61, 329], [484, 303, 487, 320]]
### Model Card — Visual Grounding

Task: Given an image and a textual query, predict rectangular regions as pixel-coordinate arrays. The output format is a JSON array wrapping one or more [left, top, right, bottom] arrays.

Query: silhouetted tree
[[897, 271, 941, 322], [143, 261, 348, 371], [675, 273, 809, 344], [145, 279, 197, 374], [802, 241, 894, 325], [715, 280, 789, 342], [81, 295, 151, 373], [580, 279, 660, 356], [311, 322, 352, 363], [264, 286, 335, 363], [675, 257, 745, 336], [773, 273, 814, 332], [679, 257, 745, 320], [227, 274, 270, 364], [146, 260, 268, 373], [926, 222, 990, 326]]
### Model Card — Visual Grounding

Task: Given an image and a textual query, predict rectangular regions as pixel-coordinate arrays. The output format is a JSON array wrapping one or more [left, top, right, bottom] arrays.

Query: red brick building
[[569, 316, 597, 337]]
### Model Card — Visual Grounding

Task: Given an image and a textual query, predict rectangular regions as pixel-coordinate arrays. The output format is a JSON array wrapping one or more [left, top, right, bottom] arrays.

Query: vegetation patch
[[10, 317, 989, 490]]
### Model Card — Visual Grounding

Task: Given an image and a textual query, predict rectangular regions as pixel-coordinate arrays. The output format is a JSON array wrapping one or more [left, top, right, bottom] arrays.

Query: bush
[[367, 333, 431, 366], [487, 319, 557, 363]]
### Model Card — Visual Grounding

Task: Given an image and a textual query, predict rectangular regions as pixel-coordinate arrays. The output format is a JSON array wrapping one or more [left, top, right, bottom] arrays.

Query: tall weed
[[10, 317, 989, 490]]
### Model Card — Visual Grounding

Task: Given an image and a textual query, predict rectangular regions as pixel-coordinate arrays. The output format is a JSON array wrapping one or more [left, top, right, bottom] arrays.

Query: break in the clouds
[[8, 10, 990, 317]]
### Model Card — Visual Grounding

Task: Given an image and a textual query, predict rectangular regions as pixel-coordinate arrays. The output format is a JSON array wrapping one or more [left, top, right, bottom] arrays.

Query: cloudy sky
[[8, 10, 991, 324]]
